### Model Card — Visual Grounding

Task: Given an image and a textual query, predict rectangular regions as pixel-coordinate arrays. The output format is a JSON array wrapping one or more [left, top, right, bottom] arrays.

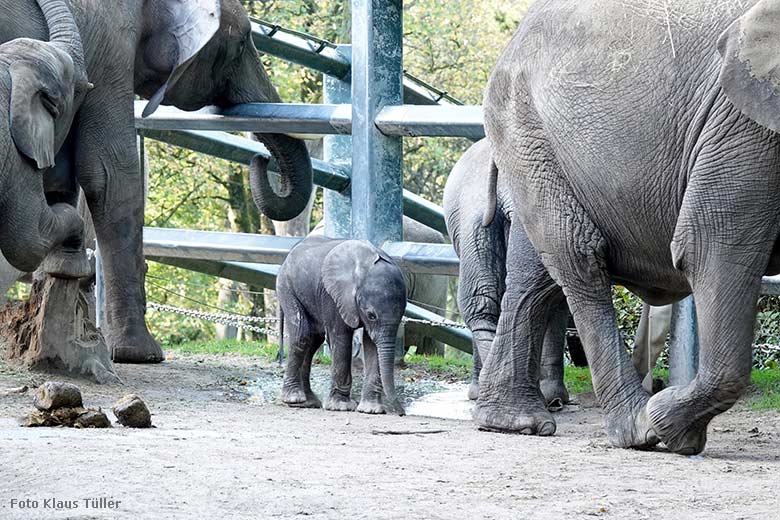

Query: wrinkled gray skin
[[0, 0, 90, 277], [0, 0, 313, 363], [444, 139, 569, 406], [277, 236, 407, 415], [482, 0, 780, 454]]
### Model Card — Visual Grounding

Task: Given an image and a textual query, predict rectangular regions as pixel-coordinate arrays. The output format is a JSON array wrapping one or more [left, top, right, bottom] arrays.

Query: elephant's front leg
[[357, 332, 386, 414], [323, 324, 357, 412], [74, 91, 162, 363]]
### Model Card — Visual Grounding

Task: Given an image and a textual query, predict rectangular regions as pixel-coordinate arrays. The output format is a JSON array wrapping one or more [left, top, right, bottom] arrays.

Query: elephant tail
[[277, 305, 285, 366], [481, 160, 499, 227]]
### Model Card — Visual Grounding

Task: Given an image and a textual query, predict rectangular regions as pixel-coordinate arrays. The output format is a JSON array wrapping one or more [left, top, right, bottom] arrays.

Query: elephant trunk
[[0, 202, 84, 274], [377, 339, 405, 416], [36, 0, 89, 89], [249, 134, 313, 221]]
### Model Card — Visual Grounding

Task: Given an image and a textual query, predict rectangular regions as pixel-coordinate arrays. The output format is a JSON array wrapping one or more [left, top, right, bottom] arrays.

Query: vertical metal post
[[669, 296, 699, 386], [350, 0, 404, 244], [323, 45, 353, 239]]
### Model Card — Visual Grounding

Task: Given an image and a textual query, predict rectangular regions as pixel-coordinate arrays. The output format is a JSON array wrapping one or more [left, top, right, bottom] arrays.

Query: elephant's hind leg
[[473, 227, 561, 436], [280, 299, 323, 409], [519, 150, 657, 448]]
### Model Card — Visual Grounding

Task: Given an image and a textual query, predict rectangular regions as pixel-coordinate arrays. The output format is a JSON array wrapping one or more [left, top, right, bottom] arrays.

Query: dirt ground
[[0, 351, 778, 520]]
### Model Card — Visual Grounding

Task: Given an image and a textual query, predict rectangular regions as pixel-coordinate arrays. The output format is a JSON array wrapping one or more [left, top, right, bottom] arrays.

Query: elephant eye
[[367, 311, 378, 321]]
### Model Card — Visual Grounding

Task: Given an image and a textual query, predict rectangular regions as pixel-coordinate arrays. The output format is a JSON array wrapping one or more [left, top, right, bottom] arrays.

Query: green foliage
[[612, 286, 643, 345], [405, 353, 472, 378], [745, 369, 780, 411]]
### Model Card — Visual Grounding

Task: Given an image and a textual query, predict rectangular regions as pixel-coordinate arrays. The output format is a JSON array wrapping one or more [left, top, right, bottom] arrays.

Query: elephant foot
[[357, 399, 386, 414], [110, 328, 164, 364], [282, 386, 322, 409], [645, 387, 708, 455], [324, 395, 358, 412], [467, 381, 480, 401], [474, 400, 556, 436], [540, 378, 570, 412], [603, 392, 660, 450]]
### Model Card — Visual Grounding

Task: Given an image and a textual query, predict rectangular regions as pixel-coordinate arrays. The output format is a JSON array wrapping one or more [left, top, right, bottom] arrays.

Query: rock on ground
[[112, 394, 152, 428]]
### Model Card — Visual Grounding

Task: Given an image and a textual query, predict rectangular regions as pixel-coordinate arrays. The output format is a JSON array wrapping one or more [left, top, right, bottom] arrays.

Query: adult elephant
[[444, 138, 570, 405], [481, 0, 780, 454], [0, 0, 313, 363]]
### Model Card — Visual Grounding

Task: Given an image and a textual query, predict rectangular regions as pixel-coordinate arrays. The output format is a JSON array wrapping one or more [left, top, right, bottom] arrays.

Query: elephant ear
[[717, 0, 780, 133], [141, 0, 221, 117], [8, 40, 75, 170], [321, 241, 376, 328]]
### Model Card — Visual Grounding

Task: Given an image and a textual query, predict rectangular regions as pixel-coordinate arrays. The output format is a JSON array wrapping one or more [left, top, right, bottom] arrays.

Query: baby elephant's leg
[[281, 302, 324, 408], [357, 333, 386, 414], [324, 326, 357, 412]]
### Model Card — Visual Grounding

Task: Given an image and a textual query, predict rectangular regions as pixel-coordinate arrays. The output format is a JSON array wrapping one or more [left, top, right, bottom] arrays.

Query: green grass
[[163, 339, 333, 364], [564, 366, 594, 395], [745, 369, 780, 411], [403, 353, 472, 378]]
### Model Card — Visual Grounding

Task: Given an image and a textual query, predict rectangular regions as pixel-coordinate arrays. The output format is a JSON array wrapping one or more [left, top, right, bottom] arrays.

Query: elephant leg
[[539, 301, 570, 411], [280, 298, 323, 408], [456, 221, 506, 402], [473, 227, 561, 436], [324, 326, 357, 412], [468, 343, 482, 401], [357, 333, 386, 414], [74, 92, 162, 363]]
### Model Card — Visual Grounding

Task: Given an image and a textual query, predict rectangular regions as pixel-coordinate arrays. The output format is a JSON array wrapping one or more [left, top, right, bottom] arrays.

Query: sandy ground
[[0, 351, 778, 520]]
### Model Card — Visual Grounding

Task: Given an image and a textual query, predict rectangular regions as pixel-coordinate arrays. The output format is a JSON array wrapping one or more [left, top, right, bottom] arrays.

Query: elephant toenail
[[538, 421, 556, 436]]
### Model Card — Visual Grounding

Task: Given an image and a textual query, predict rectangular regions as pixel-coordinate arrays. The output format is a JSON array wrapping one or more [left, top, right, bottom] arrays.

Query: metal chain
[[148, 302, 469, 333], [147, 302, 278, 336], [401, 317, 469, 330]]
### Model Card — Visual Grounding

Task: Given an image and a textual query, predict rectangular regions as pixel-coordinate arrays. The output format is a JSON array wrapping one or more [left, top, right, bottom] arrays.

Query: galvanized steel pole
[[350, 0, 404, 244]]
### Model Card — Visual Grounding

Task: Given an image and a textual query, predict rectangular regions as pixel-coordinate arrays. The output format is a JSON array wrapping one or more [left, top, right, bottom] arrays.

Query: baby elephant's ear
[[322, 241, 375, 328], [718, 0, 780, 133], [9, 42, 74, 170]]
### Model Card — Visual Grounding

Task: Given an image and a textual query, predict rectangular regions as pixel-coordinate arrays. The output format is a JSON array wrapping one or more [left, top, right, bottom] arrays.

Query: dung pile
[[20, 382, 111, 428]]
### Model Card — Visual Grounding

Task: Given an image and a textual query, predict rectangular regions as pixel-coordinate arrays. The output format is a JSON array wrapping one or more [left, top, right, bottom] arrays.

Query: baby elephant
[[277, 236, 407, 415]]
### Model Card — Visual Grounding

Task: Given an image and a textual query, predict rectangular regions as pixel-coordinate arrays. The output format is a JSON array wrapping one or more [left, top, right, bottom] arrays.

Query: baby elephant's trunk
[[377, 340, 405, 416]]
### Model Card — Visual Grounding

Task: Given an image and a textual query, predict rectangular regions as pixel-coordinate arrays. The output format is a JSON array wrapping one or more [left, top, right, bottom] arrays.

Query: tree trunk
[[1, 275, 120, 384]]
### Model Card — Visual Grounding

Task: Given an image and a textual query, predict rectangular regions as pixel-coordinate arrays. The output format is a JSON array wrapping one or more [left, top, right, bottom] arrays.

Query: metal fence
[[130, 1, 477, 353]]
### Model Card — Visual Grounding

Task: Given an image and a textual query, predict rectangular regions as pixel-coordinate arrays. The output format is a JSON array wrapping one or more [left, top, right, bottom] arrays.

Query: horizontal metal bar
[[375, 105, 485, 139], [144, 228, 459, 276], [149, 257, 279, 289], [403, 191, 447, 236], [135, 102, 352, 135], [251, 21, 351, 79], [139, 127, 447, 233], [382, 241, 459, 277], [404, 304, 472, 354], [136, 102, 485, 138], [138, 129, 350, 193], [144, 227, 301, 265], [147, 256, 471, 353]]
